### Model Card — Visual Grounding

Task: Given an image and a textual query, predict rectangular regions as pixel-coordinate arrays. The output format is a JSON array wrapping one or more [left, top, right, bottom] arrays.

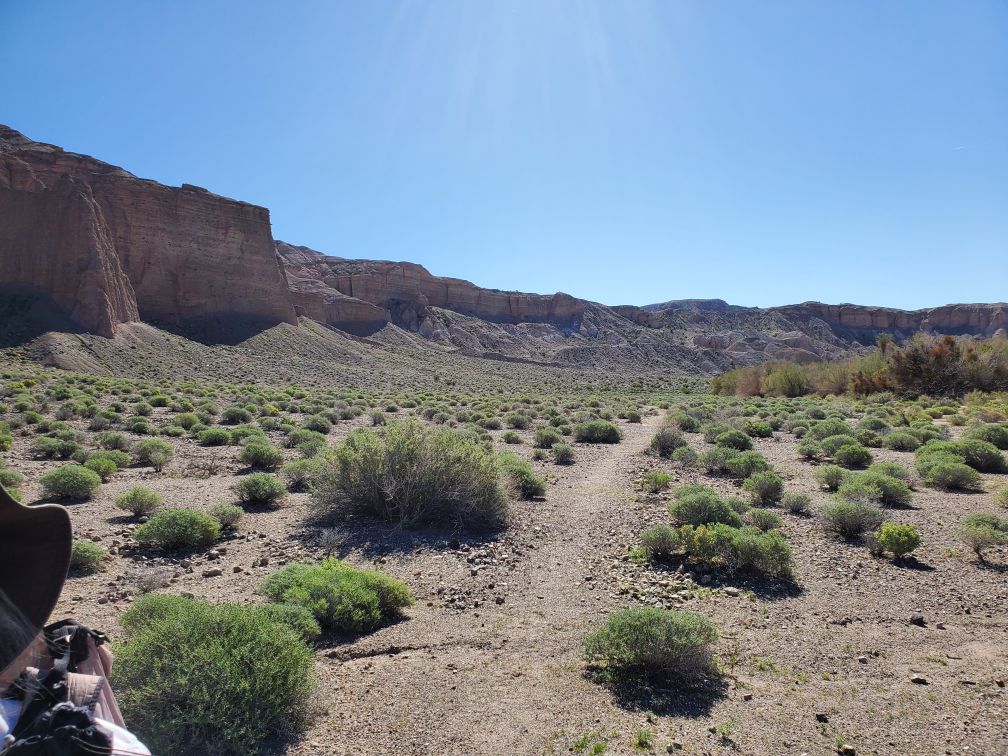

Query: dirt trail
[[300, 415, 663, 755]]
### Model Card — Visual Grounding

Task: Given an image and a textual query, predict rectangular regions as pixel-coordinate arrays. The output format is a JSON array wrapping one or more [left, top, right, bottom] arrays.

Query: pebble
[[910, 675, 929, 685], [202, 568, 223, 578], [910, 611, 925, 627]]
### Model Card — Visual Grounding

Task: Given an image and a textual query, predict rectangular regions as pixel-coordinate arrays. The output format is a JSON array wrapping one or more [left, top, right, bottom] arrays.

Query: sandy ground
[[8, 411, 1008, 755]]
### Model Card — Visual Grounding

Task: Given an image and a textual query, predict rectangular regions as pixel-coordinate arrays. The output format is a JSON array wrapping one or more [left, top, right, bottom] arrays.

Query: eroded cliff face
[[786, 302, 1008, 341], [0, 126, 296, 337], [276, 241, 587, 337]]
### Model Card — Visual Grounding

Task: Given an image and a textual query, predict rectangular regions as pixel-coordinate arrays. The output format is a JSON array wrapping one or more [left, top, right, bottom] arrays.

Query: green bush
[[115, 594, 315, 756], [649, 425, 687, 458], [256, 603, 321, 643], [533, 427, 563, 449], [746, 508, 783, 531], [963, 423, 1008, 450], [0, 467, 25, 490], [669, 412, 700, 432], [70, 539, 107, 573], [95, 430, 130, 450], [573, 420, 622, 444], [310, 421, 507, 530], [821, 501, 884, 541], [715, 429, 752, 451], [996, 485, 1008, 508], [855, 471, 912, 507], [280, 458, 323, 491], [40, 464, 101, 500], [115, 486, 164, 517], [502, 430, 521, 444], [808, 419, 854, 441], [698, 446, 738, 475], [883, 431, 921, 452], [917, 439, 1007, 476], [584, 607, 718, 681], [640, 523, 678, 560], [820, 434, 860, 457], [198, 428, 231, 446], [134, 509, 221, 552], [873, 523, 920, 559], [867, 461, 912, 481], [238, 441, 284, 470], [669, 486, 743, 528], [498, 452, 546, 499], [797, 439, 823, 460], [742, 470, 784, 505], [210, 503, 244, 529], [505, 413, 531, 430], [814, 464, 848, 492], [132, 438, 174, 471], [726, 450, 769, 479], [641, 471, 672, 494], [833, 444, 873, 469], [83, 456, 117, 481], [925, 462, 983, 492], [957, 512, 1008, 560], [259, 558, 413, 634], [233, 472, 287, 507], [552, 442, 574, 465], [87, 448, 131, 469], [781, 491, 811, 515]]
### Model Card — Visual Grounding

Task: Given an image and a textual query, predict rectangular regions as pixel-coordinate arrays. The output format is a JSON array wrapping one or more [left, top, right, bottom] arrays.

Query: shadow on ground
[[587, 669, 728, 717]]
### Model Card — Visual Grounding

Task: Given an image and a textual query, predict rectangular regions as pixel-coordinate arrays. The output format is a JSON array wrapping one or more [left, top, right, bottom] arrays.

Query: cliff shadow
[[152, 314, 288, 346], [0, 289, 85, 347]]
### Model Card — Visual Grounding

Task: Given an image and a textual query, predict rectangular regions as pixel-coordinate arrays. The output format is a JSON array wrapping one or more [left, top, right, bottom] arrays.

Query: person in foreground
[[0, 485, 149, 755]]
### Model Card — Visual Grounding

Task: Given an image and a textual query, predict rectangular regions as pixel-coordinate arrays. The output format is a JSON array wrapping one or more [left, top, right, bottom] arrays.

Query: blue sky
[[2, 1, 1005, 309]]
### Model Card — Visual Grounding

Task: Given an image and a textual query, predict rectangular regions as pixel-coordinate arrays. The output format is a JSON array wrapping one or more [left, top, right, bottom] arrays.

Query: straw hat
[[0, 484, 72, 670]]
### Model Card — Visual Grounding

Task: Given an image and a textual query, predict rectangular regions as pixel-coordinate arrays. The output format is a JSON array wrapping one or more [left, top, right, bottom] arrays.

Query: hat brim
[[0, 484, 72, 636]]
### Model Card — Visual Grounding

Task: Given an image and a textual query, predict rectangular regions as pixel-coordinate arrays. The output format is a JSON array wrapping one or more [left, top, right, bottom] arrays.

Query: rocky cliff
[[0, 126, 296, 337]]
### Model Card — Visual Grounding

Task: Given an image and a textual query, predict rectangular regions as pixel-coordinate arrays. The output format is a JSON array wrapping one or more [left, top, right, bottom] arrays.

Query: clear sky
[[2, 1, 1005, 309]]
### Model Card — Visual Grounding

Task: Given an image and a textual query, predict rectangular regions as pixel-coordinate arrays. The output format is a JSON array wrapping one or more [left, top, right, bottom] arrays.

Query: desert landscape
[[2, 3, 1007, 754]]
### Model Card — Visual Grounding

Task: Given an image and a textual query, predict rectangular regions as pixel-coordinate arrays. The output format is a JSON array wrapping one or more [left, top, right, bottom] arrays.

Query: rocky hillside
[[2, 125, 1006, 375]]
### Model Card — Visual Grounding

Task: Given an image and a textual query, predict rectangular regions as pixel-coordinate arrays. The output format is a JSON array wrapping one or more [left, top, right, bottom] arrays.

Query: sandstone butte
[[2, 124, 1007, 351]]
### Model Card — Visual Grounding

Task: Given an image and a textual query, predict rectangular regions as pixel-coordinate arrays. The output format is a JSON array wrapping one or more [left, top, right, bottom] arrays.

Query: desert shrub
[[498, 452, 546, 499], [552, 442, 574, 465], [210, 503, 244, 529], [669, 412, 700, 432], [83, 456, 117, 481], [715, 429, 752, 451], [672, 445, 697, 467], [926, 462, 983, 491], [134, 509, 221, 551], [649, 425, 687, 458], [701, 422, 733, 444], [867, 461, 912, 481], [583, 607, 718, 681], [808, 418, 854, 441], [726, 450, 768, 479], [821, 501, 884, 540], [280, 458, 322, 491], [505, 413, 530, 430], [745, 419, 773, 438], [742, 470, 784, 505], [836, 477, 883, 505], [115, 594, 314, 756], [642, 471, 672, 494], [698, 445, 737, 475], [502, 430, 521, 444], [957, 512, 1008, 560], [883, 431, 921, 452], [996, 485, 1008, 508], [31, 434, 82, 459], [860, 416, 890, 433], [640, 524, 678, 560], [70, 539, 107, 573], [781, 491, 811, 515], [917, 439, 1007, 476], [833, 444, 873, 469], [964, 423, 1008, 450], [259, 559, 413, 634], [115, 486, 164, 517], [233, 472, 287, 508], [813, 465, 846, 492], [746, 508, 783, 531], [303, 414, 332, 434], [533, 427, 563, 449], [669, 487, 743, 527], [132, 438, 174, 469], [855, 471, 912, 507], [797, 439, 823, 460], [819, 434, 859, 457], [198, 428, 231, 446], [479, 417, 502, 430], [0, 467, 25, 490], [726, 526, 794, 577], [173, 412, 200, 430], [256, 603, 322, 643], [873, 523, 921, 559], [311, 421, 507, 530], [238, 441, 284, 470], [574, 420, 622, 444], [40, 464, 101, 500], [221, 405, 253, 424], [87, 449, 132, 469]]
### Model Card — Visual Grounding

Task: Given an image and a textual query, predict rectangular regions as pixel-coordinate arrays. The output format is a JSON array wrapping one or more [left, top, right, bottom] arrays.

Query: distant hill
[[3, 124, 1006, 378]]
